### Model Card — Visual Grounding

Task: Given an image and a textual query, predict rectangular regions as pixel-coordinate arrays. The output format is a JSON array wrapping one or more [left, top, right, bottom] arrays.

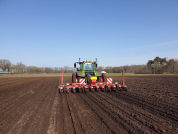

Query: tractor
[[72, 58, 107, 84], [58, 58, 127, 93]]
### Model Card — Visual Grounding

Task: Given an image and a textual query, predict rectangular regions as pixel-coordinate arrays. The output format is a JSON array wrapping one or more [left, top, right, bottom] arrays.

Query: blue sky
[[0, 0, 178, 67]]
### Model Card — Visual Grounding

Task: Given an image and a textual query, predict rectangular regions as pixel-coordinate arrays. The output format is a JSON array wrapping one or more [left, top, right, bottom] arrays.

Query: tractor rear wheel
[[72, 73, 76, 83], [98, 77, 101, 82], [102, 73, 107, 82]]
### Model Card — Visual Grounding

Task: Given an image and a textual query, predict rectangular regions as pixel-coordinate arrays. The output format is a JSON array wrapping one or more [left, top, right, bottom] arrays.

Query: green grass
[[105, 73, 178, 76], [105, 73, 142, 76], [106, 73, 149, 76], [63, 73, 72, 76]]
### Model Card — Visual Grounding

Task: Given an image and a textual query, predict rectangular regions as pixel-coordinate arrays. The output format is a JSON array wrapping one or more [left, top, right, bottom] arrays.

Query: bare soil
[[0, 76, 178, 134]]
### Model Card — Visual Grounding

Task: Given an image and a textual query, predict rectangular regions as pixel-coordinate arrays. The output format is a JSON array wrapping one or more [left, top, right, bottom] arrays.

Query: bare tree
[[16, 62, 26, 73], [45, 67, 52, 73], [0, 59, 11, 74], [54, 67, 59, 73], [104, 66, 113, 73], [63, 66, 69, 73], [26, 66, 45, 73], [97, 66, 104, 72], [10, 64, 15, 73], [167, 59, 178, 73]]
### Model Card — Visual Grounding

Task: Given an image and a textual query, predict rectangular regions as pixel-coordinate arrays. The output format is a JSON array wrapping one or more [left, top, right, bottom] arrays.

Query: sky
[[0, 0, 178, 67]]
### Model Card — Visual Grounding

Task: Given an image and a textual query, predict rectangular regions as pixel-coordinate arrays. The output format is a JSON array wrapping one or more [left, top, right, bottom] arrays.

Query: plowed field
[[0, 76, 178, 134]]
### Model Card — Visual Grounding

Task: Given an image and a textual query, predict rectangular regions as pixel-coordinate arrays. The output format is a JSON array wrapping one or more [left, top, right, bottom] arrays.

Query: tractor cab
[[74, 58, 99, 77], [82, 62, 95, 71], [79, 61, 96, 72], [75, 62, 95, 71]]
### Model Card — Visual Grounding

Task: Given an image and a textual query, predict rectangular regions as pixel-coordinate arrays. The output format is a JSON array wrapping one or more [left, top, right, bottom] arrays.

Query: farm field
[[0, 76, 178, 134]]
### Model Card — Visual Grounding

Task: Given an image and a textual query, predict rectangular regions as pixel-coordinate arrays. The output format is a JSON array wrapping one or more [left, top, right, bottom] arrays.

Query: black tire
[[83, 87, 86, 93], [72, 73, 76, 83], [63, 88, 66, 94], [102, 73, 107, 82], [105, 86, 108, 92], [116, 85, 119, 92], [123, 87, 127, 91]]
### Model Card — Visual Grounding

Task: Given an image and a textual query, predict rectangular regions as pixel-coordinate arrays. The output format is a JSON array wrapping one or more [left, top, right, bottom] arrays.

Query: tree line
[[0, 60, 75, 74], [0, 56, 178, 74], [97, 57, 178, 74]]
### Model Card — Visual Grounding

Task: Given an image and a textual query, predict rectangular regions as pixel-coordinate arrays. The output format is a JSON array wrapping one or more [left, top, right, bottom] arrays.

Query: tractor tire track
[[77, 92, 114, 134], [66, 93, 84, 134], [110, 92, 178, 125], [94, 92, 175, 133], [55, 92, 64, 134], [61, 93, 75, 134], [70, 93, 111, 134], [125, 91, 178, 113], [79, 92, 128, 134]]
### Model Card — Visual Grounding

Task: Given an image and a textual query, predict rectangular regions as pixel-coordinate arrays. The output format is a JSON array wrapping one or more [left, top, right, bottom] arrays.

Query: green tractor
[[72, 58, 107, 84]]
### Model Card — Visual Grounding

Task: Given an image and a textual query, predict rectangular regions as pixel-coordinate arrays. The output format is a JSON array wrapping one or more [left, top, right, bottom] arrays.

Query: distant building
[[0, 68, 11, 74]]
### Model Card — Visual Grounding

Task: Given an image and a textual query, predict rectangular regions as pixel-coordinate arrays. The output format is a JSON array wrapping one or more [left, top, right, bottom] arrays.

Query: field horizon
[[1, 73, 178, 77]]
